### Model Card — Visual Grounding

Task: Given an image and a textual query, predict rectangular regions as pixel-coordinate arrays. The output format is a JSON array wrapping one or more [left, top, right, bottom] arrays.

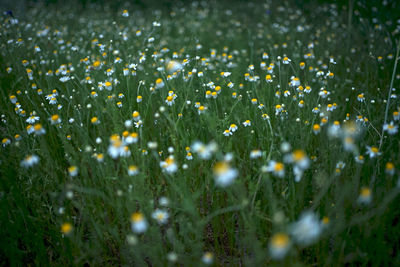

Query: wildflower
[[160, 156, 178, 174], [357, 93, 365, 102], [155, 78, 164, 89], [290, 212, 322, 246], [213, 161, 238, 187], [275, 104, 283, 115], [96, 153, 104, 162], [223, 129, 232, 136], [355, 155, 365, 164], [250, 149, 262, 159], [50, 114, 61, 125], [202, 252, 214, 265], [266, 161, 285, 178], [265, 74, 273, 82], [68, 166, 78, 177], [299, 62, 305, 69], [130, 212, 148, 233], [132, 111, 141, 121], [122, 9, 129, 17], [242, 120, 251, 127], [262, 114, 270, 120], [26, 115, 40, 124], [33, 124, 46, 135], [393, 111, 400, 121], [358, 187, 372, 204], [366, 146, 381, 158], [61, 223, 73, 235], [152, 209, 169, 225], [125, 132, 139, 144], [298, 100, 305, 108], [104, 81, 112, 91], [312, 124, 321, 134], [91, 117, 100, 125], [166, 60, 182, 74], [165, 95, 176, 106], [282, 56, 291, 64], [192, 141, 217, 160], [383, 121, 398, 135], [385, 162, 395, 176], [290, 77, 300, 87], [128, 165, 139, 176], [269, 233, 291, 260], [251, 98, 258, 105], [227, 82, 234, 88], [186, 152, 193, 160], [198, 105, 207, 114], [20, 154, 40, 168]]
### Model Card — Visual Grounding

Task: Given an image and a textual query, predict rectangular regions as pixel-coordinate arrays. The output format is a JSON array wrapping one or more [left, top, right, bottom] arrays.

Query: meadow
[[1, 0, 400, 265]]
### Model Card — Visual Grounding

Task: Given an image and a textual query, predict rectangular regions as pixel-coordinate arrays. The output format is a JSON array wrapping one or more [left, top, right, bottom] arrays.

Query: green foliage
[[0, 0, 400, 265]]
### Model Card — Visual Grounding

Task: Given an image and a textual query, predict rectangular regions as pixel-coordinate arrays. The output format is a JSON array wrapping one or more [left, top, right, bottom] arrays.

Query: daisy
[[213, 161, 238, 187], [383, 121, 398, 135], [160, 156, 178, 174], [152, 209, 169, 225], [358, 187, 372, 204], [269, 233, 291, 260], [20, 154, 40, 168], [130, 212, 148, 233], [366, 146, 381, 158], [68, 166, 78, 177], [290, 212, 322, 245], [266, 161, 285, 178], [128, 165, 139, 176], [242, 120, 251, 127], [202, 252, 214, 265]]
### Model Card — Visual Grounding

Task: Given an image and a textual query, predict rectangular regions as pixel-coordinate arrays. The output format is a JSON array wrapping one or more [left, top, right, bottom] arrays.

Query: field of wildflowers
[[1, 0, 400, 265]]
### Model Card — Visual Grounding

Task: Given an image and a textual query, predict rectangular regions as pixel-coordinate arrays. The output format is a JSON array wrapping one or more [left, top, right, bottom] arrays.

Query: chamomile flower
[[383, 121, 398, 135], [266, 161, 285, 178], [33, 124, 46, 135], [355, 155, 365, 164], [290, 212, 322, 245], [50, 114, 61, 124], [385, 162, 395, 176], [132, 111, 141, 121], [242, 120, 251, 127], [358, 187, 372, 204], [152, 209, 169, 225], [61, 223, 73, 235], [250, 149, 262, 159], [202, 252, 214, 265], [130, 212, 148, 233], [155, 78, 165, 89], [269, 233, 291, 260], [223, 129, 232, 136], [366, 146, 381, 158], [160, 156, 178, 174], [68, 166, 78, 177], [20, 154, 40, 168], [282, 56, 291, 64], [213, 161, 238, 187], [128, 165, 139, 176], [312, 124, 321, 134]]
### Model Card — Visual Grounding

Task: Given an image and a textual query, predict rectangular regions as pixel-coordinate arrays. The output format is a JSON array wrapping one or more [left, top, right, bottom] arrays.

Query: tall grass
[[1, 0, 399, 265]]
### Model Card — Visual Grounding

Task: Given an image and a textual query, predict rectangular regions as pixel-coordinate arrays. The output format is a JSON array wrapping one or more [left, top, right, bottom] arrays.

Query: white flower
[[290, 212, 322, 245], [160, 156, 178, 174], [130, 213, 148, 233], [152, 209, 169, 225], [213, 161, 238, 187], [20, 154, 39, 168]]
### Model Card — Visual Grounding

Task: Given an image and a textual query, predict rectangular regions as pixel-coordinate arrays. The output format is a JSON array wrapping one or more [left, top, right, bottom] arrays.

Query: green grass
[[1, 0, 400, 265]]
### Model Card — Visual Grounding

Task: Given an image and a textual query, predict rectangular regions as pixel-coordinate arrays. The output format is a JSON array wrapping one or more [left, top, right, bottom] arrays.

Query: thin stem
[[379, 39, 400, 150]]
